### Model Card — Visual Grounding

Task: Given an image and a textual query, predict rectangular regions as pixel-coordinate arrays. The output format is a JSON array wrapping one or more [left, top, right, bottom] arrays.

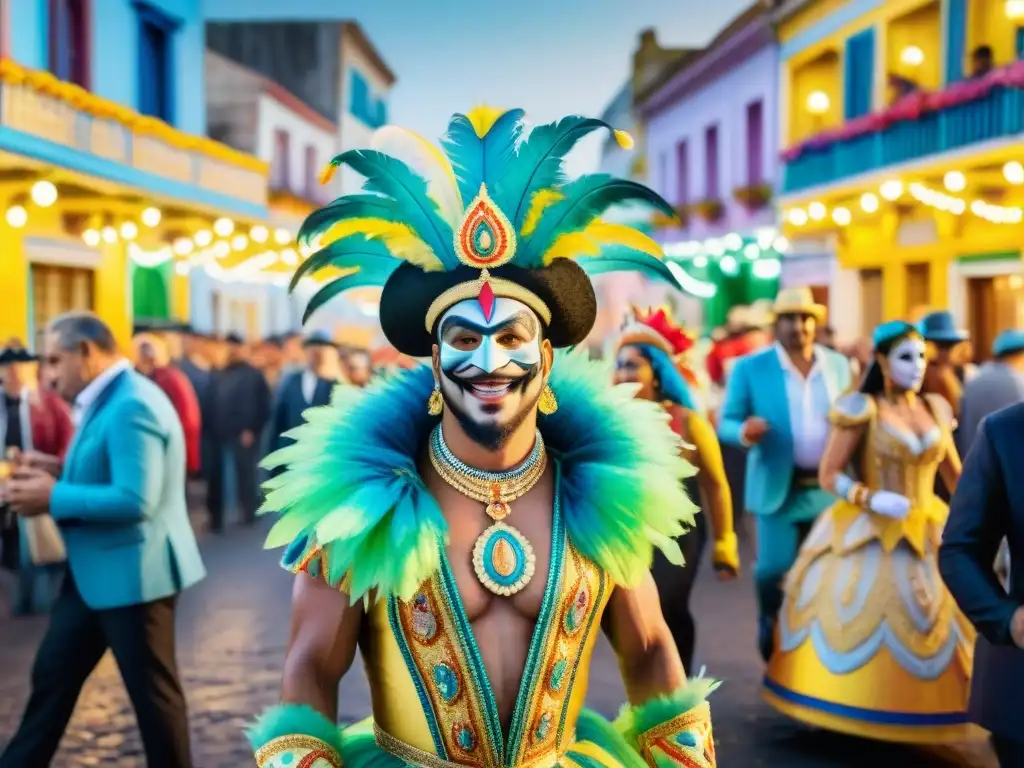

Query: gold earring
[[538, 384, 558, 415], [427, 382, 443, 415]]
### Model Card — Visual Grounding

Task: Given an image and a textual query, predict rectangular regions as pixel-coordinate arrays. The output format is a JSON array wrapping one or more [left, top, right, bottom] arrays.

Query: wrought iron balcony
[[782, 65, 1024, 194]]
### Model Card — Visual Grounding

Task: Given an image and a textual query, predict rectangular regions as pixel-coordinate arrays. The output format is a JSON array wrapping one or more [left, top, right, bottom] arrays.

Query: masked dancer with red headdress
[[615, 308, 738, 670]]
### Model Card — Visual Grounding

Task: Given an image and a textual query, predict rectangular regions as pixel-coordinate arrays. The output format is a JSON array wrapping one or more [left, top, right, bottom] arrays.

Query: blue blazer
[[50, 369, 206, 610], [717, 345, 852, 516]]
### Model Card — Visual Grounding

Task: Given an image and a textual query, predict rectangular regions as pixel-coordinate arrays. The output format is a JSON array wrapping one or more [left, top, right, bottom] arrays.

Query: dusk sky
[[207, 0, 752, 175], [364, 0, 751, 175]]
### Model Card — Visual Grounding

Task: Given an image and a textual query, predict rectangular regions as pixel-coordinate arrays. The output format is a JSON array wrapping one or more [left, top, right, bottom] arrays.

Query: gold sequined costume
[[763, 391, 976, 744]]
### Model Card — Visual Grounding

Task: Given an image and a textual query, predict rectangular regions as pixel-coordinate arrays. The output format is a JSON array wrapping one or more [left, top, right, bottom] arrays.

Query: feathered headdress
[[617, 306, 695, 359], [292, 107, 681, 355]]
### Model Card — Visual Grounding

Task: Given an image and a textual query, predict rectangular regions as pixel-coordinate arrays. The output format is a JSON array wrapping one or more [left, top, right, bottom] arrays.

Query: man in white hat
[[718, 286, 853, 661]]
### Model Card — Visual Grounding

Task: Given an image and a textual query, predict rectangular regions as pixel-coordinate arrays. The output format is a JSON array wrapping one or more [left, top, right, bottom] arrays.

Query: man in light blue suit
[[718, 287, 852, 662], [3, 312, 205, 768]]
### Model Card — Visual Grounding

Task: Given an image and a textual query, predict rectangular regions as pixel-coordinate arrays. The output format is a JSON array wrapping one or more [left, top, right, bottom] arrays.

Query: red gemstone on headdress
[[478, 280, 495, 322]]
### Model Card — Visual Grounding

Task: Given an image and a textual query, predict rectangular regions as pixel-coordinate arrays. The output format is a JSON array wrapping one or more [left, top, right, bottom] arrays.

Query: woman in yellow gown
[[763, 320, 976, 744]]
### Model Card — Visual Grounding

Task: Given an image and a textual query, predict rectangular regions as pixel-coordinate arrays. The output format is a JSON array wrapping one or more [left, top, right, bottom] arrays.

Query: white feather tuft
[[370, 126, 464, 227]]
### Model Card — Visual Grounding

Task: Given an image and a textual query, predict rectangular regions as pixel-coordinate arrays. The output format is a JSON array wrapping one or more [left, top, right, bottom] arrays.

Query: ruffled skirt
[[762, 499, 979, 744]]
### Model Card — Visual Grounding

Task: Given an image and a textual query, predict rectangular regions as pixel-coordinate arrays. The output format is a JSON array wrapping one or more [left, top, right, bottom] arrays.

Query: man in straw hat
[[718, 286, 853, 661]]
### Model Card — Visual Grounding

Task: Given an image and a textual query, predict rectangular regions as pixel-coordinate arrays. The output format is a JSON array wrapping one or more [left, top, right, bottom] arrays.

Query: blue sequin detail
[[281, 753, 294, 765], [457, 726, 477, 751], [674, 731, 697, 747], [481, 529, 527, 587], [432, 663, 460, 702]]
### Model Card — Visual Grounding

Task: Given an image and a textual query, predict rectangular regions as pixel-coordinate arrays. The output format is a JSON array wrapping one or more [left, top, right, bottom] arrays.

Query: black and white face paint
[[437, 297, 545, 449], [887, 336, 927, 392]]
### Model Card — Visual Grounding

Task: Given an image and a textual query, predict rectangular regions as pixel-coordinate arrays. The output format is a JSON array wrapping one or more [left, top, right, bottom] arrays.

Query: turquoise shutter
[[844, 28, 875, 119], [945, 0, 966, 82]]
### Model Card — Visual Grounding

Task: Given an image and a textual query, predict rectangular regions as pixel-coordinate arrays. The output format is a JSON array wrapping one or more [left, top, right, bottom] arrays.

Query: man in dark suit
[[269, 330, 338, 456], [939, 401, 1024, 767], [2, 312, 205, 767]]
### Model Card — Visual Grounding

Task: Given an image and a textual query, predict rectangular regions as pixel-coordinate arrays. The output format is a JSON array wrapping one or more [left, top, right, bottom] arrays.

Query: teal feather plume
[[289, 235, 397, 292], [441, 109, 525, 208], [261, 351, 698, 600], [518, 175, 675, 267], [297, 194, 402, 247], [245, 703, 343, 756], [328, 150, 458, 269], [496, 116, 620, 229], [302, 268, 399, 324], [576, 247, 684, 291]]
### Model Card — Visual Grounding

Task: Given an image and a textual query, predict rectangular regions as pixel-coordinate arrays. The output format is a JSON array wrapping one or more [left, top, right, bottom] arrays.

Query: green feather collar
[[261, 351, 697, 601]]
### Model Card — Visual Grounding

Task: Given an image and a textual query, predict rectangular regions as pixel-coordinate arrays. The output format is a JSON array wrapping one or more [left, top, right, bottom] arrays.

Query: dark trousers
[[652, 513, 708, 671], [994, 736, 1024, 768], [206, 439, 260, 531], [0, 577, 192, 768]]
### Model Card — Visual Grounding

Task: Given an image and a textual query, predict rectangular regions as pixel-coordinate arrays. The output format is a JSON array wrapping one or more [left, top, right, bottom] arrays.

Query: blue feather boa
[[260, 350, 697, 601]]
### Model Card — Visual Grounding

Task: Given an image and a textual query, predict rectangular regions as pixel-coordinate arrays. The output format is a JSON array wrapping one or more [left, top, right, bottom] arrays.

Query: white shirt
[[775, 344, 834, 469], [301, 370, 317, 404], [72, 358, 131, 426]]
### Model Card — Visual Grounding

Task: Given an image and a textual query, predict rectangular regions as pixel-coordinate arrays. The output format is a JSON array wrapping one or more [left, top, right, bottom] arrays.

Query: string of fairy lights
[[784, 161, 1024, 229], [661, 227, 789, 298], [2, 181, 306, 286]]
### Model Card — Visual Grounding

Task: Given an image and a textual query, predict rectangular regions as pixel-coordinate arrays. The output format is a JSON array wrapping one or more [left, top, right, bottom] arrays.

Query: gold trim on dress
[[635, 701, 715, 767], [254, 734, 343, 768], [374, 722, 564, 767]]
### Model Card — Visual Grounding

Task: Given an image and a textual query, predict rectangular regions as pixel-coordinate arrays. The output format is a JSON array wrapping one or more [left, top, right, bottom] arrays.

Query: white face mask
[[887, 336, 927, 392], [435, 297, 545, 442], [438, 297, 541, 376]]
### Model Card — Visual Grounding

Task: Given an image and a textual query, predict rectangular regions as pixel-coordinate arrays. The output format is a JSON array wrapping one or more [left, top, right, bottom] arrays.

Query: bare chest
[[433, 471, 556, 621]]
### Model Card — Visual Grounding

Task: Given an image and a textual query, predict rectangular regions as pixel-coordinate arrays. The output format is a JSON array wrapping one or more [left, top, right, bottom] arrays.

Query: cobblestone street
[[0, 515, 997, 767]]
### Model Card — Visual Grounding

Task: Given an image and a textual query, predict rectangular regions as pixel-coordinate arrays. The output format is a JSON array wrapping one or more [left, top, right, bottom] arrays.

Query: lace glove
[[615, 677, 719, 767], [247, 704, 343, 768], [869, 490, 912, 520]]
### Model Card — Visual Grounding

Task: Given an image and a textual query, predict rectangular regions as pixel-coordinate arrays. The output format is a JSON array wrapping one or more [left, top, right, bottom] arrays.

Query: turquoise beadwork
[[564, 586, 589, 633], [472, 220, 496, 257], [533, 712, 553, 742], [456, 725, 477, 752], [432, 663, 460, 702], [482, 528, 527, 585]]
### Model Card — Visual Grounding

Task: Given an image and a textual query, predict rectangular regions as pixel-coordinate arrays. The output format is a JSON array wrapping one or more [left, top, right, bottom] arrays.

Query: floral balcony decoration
[[692, 198, 725, 223], [733, 183, 772, 212], [781, 60, 1024, 162]]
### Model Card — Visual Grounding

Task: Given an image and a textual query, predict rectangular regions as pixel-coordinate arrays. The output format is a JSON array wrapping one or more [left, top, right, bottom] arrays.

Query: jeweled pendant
[[472, 521, 535, 596]]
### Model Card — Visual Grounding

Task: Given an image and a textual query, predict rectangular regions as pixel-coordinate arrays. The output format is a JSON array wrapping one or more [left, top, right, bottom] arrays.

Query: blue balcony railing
[[783, 86, 1024, 193]]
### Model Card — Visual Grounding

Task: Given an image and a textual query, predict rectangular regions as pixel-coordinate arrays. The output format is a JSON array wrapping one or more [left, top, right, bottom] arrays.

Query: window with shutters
[[844, 28, 875, 119], [272, 129, 290, 191], [675, 141, 689, 205], [49, 0, 90, 88], [746, 100, 764, 185], [704, 125, 719, 200], [134, 2, 178, 123]]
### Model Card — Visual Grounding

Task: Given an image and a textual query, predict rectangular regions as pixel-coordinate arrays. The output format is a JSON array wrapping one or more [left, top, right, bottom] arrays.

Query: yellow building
[[773, 0, 1024, 355], [0, 23, 270, 353]]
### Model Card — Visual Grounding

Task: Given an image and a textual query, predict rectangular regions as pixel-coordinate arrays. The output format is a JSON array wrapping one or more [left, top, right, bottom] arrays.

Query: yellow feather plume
[[323, 217, 443, 272], [613, 129, 634, 150], [465, 105, 508, 138], [542, 219, 664, 265], [520, 189, 565, 237], [370, 126, 464, 227]]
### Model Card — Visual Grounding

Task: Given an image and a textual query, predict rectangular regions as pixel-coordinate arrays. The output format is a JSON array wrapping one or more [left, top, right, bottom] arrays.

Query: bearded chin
[[441, 368, 543, 451]]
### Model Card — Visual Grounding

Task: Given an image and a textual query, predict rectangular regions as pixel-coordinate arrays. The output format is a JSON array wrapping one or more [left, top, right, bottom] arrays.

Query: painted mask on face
[[437, 296, 545, 448], [886, 335, 927, 392]]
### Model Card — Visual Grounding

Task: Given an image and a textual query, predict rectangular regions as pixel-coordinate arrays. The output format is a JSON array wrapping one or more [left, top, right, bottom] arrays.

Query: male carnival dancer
[[718, 287, 851, 661], [246, 110, 719, 768]]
